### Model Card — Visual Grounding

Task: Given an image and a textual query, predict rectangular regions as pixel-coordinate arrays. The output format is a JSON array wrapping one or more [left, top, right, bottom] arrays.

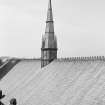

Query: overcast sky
[[0, 0, 105, 58]]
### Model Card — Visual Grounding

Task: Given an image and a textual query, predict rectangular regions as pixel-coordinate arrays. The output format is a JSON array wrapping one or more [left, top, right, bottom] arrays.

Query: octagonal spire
[[46, 0, 53, 22]]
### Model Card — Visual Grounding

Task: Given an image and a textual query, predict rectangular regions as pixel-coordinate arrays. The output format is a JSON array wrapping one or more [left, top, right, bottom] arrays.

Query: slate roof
[[0, 58, 105, 105]]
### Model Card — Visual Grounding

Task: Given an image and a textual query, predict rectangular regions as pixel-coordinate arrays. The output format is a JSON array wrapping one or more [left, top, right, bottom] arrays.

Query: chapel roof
[[0, 58, 105, 105]]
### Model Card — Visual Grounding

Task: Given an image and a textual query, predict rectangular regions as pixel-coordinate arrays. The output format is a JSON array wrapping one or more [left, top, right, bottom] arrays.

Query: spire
[[42, 0, 57, 49], [47, 0, 53, 22], [41, 0, 57, 67], [45, 0, 54, 33]]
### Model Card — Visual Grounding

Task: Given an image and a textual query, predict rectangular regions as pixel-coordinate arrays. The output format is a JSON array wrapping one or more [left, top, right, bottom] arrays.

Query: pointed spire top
[[47, 0, 53, 22], [48, 0, 52, 10]]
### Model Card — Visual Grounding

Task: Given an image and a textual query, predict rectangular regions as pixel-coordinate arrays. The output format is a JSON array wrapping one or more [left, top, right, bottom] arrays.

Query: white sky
[[0, 0, 105, 58]]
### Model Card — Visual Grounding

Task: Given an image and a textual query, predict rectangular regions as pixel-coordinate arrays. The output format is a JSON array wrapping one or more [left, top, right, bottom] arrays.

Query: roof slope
[[0, 59, 20, 80], [1, 60, 105, 105]]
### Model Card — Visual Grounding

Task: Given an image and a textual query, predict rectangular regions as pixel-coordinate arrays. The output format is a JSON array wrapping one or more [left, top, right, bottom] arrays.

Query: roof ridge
[[57, 56, 105, 62]]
